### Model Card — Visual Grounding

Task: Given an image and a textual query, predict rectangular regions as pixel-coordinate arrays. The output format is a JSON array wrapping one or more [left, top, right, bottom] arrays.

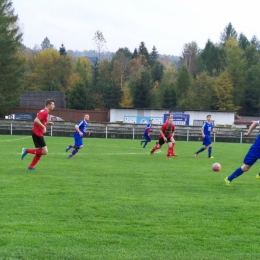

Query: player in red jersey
[[20, 99, 55, 170], [150, 118, 177, 158], [165, 113, 173, 124]]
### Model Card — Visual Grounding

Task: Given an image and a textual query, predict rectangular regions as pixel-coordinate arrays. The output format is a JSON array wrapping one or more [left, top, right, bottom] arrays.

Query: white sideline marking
[[52, 152, 153, 155], [0, 136, 30, 142], [13, 150, 162, 156]]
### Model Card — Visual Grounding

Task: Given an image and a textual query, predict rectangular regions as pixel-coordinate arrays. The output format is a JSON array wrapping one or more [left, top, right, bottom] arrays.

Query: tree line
[[1, 0, 260, 117]]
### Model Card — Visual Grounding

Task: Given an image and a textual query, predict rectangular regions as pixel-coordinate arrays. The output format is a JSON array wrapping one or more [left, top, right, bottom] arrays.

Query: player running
[[140, 119, 153, 148], [150, 118, 177, 158], [20, 99, 55, 170], [194, 115, 217, 158], [65, 114, 90, 158], [225, 120, 260, 185]]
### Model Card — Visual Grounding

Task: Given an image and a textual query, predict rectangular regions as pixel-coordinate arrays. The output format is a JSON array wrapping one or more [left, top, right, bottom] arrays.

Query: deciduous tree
[[213, 70, 236, 111], [185, 72, 215, 110], [181, 41, 199, 76], [28, 48, 62, 90], [111, 50, 130, 89], [92, 30, 107, 61], [74, 56, 92, 82], [225, 37, 246, 109], [128, 55, 149, 80], [120, 84, 132, 108], [99, 59, 112, 81]]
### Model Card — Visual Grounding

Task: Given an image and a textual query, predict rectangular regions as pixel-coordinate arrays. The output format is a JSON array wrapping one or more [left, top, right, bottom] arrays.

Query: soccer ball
[[212, 163, 221, 171]]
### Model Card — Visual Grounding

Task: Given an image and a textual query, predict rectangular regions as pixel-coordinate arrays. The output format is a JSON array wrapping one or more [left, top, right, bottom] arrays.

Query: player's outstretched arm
[[244, 121, 259, 137]]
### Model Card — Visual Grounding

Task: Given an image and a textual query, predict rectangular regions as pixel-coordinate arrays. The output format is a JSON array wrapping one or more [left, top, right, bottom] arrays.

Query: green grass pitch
[[1, 135, 260, 260]]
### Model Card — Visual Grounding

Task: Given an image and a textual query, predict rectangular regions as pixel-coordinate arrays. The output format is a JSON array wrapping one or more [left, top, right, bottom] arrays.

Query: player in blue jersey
[[65, 114, 90, 158], [225, 120, 260, 185], [140, 119, 153, 148], [194, 115, 217, 158]]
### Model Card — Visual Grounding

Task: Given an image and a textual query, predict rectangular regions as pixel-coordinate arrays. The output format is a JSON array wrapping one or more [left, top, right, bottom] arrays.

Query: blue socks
[[143, 140, 151, 148], [196, 147, 213, 157], [141, 139, 151, 148], [72, 148, 79, 156], [228, 167, 244, 181], [208, 147, 212, 157], [196, 147, 205, 154]]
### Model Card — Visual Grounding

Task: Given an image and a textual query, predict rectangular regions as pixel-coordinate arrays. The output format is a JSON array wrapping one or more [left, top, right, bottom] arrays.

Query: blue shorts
[[202, 136, 211, 146], [144, 133, 151, 141], [74, 135, 83, 147], [244, 143, 260, 166]]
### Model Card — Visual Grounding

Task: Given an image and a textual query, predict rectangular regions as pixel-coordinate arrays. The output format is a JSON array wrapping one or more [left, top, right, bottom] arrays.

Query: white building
[[110, 109, 235, 126]]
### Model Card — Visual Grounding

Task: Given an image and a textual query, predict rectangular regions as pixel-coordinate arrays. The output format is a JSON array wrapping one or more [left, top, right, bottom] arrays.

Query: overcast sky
[[12, 0, 260, 56]]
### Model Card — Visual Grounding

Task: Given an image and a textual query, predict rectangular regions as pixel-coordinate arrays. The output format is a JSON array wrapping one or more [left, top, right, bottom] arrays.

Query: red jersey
[[159, 122, 175, 139], [32, 108, 48, 136]]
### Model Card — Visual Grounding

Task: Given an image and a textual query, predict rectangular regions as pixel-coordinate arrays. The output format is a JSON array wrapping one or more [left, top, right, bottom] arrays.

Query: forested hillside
[[1, 0, 260, 117]]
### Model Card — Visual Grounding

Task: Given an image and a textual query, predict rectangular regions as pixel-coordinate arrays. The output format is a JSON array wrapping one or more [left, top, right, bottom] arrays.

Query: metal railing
[[0, 120, 257, 143]]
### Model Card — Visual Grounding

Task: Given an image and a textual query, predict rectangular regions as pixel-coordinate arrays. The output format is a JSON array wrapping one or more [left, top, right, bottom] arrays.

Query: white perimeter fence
[[0, 120, 256, 144]]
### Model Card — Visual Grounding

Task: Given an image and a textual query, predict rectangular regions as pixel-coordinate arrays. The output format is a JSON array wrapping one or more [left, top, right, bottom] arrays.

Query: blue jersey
[[144, 123, 152, 135], [202, 121, 213, 137], [254, 120, 260, 146], [244, 121, 260, 165], [74, 120, 88, 139]]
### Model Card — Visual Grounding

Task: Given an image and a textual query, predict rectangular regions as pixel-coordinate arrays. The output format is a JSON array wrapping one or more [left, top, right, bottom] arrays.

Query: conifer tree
[[0, 0, 25, 115], [41, 37, 53, 50], [132, 70, 152, 108], [59, 43, 67, 56]]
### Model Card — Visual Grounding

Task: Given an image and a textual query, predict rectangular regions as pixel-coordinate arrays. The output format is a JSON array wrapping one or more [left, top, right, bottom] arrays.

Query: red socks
[[152, 143, 177, 156], [152, 143, 159, 152], [27, 149, 43, 168], [167, 144, 175, 156], [28, 154, 41, 168], [26, 148, 43, 155]]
